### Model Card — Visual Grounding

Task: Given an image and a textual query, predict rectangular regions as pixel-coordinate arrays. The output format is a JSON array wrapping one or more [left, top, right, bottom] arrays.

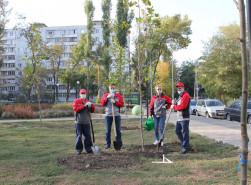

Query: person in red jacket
[[170, 82, 191, 154], [72, 89, 95, 155], [149, 85, 172, 146], [101, 84, 124, 149]]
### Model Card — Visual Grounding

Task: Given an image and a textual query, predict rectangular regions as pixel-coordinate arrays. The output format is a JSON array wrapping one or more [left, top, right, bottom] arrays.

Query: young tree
[[115, 0, 134, 48], [47, 44, 63, 102], [84, 0, 95, 96], [234, 0, 249, 184]]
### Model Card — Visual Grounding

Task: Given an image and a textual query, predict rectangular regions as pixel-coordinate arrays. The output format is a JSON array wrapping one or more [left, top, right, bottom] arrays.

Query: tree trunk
[[137, 0, 144, 152], [238, 0, 249, 184], [66, 81, 70, 102]]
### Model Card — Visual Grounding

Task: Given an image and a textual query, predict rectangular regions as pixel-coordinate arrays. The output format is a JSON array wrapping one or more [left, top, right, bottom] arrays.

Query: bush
[[2, 104, 35, 119], [51, 103, 72, 111], [1, 112, 16, 119], [38, 109, 74, 118]]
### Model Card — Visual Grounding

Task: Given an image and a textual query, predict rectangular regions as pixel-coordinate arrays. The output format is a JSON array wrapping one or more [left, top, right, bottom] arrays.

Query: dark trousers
[[105, 115, 122, 147], [75, 123, 93, 153], [175, 120, 190, 149]]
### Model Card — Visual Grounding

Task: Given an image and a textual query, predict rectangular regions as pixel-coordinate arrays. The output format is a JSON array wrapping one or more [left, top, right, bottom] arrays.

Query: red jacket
[[101, 92, 124, 107], [149, 95, 172, 116], [173, 91, 190, 111], [72, 98, 95, 113]]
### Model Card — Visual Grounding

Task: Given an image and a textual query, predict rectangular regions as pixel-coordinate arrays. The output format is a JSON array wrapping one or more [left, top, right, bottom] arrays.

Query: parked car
[[189, 99, 197, 115], [196, 99, 225, 118], [224, 100, 251, 124]]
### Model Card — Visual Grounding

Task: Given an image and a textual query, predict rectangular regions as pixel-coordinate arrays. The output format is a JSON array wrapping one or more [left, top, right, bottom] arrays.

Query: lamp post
[[76, 81, 80, 98], [56, 83, 59, 103]]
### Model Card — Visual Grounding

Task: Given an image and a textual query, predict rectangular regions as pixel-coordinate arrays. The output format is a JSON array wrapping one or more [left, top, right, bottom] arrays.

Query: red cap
[[176, 82, 185, 88], [79, 89, 87, 94]]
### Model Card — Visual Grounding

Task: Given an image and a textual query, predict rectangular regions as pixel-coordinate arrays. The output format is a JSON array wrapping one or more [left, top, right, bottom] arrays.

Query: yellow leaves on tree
[[156, 61, 171, 96]]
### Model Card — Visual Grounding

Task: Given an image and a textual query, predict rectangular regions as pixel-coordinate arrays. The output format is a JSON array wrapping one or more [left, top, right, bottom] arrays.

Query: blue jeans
[[105, 116, 122, 147], [75, 124, 93, 153], [153, 115, 166, 141], [175, 120, 190, 149]]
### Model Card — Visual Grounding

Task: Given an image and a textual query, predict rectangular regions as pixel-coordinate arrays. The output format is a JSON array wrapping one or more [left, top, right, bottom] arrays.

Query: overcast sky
[[7, 0, 239, 64]]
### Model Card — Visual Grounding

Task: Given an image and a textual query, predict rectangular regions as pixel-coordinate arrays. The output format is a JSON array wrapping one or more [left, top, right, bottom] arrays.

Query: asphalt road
[[169, 113, 251, 151]]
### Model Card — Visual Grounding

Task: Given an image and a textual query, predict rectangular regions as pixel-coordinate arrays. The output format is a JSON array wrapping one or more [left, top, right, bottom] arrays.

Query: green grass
[[0, 119, 250, 185]]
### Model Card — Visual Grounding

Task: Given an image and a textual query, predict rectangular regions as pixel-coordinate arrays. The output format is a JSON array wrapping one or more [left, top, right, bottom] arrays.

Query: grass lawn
[[0, 119, 250, 185]]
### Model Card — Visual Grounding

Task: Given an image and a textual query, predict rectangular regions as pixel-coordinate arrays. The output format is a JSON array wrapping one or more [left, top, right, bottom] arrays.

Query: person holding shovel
[[170, 82, 191, 154], [72, 89, 95, 155], [101, 84, 124, 150], [149, 85, 172, 146]]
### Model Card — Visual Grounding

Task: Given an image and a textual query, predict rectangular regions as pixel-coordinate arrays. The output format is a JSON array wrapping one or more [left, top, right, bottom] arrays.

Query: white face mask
[[109, 88, 115, 94], [80, 94, 86, 99], [177, 89, 184, 95]]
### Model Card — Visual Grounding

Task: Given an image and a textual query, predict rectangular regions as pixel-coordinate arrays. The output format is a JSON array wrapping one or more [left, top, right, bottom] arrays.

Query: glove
[[107, 93, 114, 99], [85, 102, 92, 108], [162, 104, 167, 109], [170, 104, 174, 110]]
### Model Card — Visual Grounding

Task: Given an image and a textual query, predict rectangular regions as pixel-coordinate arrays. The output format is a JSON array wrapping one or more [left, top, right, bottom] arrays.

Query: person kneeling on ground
[[149, 85, 172, 146], [72, 89, 95, 155]]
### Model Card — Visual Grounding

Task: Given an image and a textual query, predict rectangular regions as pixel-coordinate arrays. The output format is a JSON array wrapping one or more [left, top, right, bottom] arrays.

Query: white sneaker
[[161, 141, 164, 146], [153, 140, 159, 145]]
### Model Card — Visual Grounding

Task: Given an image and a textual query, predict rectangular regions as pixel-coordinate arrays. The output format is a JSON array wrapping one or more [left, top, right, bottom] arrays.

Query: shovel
[[90, 116, 101, 154], [112, 103, 123, 150], [157, 109, 172, 151]]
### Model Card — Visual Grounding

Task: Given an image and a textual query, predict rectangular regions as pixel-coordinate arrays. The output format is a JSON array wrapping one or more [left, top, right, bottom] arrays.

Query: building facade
[[1, 21, 104, 102]]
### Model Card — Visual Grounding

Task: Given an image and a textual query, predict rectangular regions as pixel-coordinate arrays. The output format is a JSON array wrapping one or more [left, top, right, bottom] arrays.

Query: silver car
[[196, 99, 225, 118]]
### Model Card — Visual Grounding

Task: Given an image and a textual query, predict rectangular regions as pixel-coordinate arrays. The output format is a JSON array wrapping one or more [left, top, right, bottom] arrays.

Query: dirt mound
[[57, 144, 185, 171], [58, 152, 140, 171]]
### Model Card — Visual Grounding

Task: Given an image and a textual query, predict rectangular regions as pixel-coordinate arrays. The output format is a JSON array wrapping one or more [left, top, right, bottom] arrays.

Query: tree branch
[[233, 0, 240, 11]]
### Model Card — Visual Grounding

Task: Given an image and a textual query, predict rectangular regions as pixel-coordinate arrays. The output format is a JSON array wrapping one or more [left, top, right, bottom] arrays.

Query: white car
[[189, 99, 197, 115], [196, 99, 225, 118]]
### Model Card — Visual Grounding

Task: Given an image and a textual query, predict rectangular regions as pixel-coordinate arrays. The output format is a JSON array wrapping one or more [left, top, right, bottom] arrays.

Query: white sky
[[7, 0, 239, 63]]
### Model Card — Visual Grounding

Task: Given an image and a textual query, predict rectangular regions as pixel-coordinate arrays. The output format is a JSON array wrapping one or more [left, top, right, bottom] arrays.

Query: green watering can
[[144, 117, 154, 131]]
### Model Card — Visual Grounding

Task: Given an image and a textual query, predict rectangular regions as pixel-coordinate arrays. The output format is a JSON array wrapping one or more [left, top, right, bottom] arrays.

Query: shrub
[[2, 104, 35, 119], [38, 109, 74, 118], [51, 103, 72, 111], [1, 112, 16, 119]]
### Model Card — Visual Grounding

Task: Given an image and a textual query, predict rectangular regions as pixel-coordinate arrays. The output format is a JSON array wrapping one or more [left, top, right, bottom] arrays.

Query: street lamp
[[76, 81, 80, 98], [56, 83, 59, 103]]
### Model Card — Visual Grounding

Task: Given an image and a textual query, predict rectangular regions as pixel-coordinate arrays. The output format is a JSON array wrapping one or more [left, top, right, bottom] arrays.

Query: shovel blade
[[91, 145, 101, 154], [113, 140, 122, 151]]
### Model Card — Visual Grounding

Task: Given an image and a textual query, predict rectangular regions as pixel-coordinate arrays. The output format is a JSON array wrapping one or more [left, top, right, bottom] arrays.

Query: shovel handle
[[111, 103, 117, 137], [90, 116, 95, 144]]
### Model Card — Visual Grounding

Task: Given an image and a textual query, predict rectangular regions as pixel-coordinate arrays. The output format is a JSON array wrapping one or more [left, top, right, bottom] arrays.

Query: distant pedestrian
[[170, 82, 191, 154], [101, 84, 124, 149], [149, 85, 172, 146], [72, 89, 95, 155]]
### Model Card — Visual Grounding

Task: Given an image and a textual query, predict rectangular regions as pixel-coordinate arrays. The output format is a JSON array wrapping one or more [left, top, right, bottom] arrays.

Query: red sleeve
[[149, 97, 155, 116], [173, 93, 190, 111], [115, 93, 124, 107], [101, 93, 108, 106], [72, 99, 85, 112], [164, 96, 172, 109]]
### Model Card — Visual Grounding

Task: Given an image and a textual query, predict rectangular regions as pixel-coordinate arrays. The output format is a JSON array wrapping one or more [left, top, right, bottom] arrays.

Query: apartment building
[[1, 21, 104, 102]]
